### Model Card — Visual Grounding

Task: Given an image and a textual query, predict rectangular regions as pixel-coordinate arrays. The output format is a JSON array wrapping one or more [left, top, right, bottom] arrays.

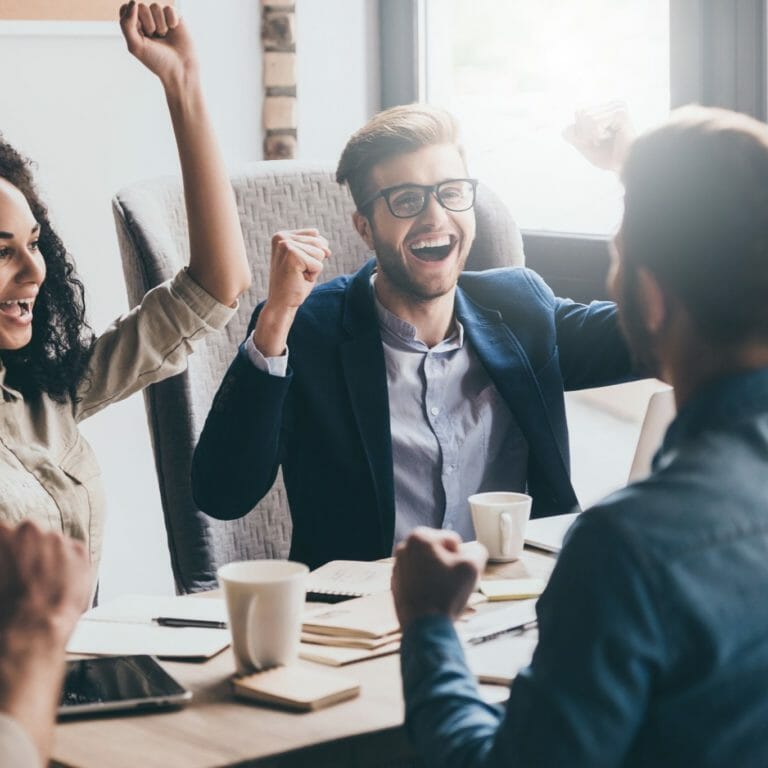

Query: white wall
[[0, 0, 378, 601], [297, 0, 380, 162]]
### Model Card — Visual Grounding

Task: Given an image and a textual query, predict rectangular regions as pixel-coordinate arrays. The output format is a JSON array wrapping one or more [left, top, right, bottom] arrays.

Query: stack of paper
[[465, 630, 538, 685], [458, 600, 538, 644], [460, 600, 539, 686], [299, 592, 402, 666], [67, 594, 230, 660]]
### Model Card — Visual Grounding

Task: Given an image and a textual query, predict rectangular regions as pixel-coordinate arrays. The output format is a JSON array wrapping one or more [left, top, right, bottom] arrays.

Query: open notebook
[[525, 387, 676, 554], [305, 560, 393, 602], [67, 594, 230, 660]]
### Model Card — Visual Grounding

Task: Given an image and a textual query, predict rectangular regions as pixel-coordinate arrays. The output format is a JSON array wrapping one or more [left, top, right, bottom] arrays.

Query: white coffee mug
[[217, 559, 309, 676], [468, 492, 532, 562]]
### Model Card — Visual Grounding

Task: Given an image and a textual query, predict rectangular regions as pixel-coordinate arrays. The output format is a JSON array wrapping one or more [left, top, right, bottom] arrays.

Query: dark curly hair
[[0, 136, 93, 401]]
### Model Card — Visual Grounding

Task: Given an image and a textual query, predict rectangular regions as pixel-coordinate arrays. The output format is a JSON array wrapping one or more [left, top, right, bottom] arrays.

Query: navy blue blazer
[[192, 260, 632, 569]]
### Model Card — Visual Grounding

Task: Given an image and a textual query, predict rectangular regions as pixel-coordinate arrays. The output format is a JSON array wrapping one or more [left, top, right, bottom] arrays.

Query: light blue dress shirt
[[373, 294, 528, 545]]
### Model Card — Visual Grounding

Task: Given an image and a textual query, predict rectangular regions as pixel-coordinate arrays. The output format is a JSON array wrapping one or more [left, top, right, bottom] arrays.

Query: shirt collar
[[654, 367, 768, 470], [370, 273, 464, 352], [0, 359, 20, 402]]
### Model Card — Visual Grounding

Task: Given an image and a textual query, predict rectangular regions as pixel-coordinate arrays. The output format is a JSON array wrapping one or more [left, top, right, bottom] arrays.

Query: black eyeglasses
[[360, 178, 478, 219]]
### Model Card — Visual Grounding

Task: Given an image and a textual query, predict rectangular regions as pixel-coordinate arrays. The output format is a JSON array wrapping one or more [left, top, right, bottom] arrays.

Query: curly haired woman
[[0, 2, 251, 574]]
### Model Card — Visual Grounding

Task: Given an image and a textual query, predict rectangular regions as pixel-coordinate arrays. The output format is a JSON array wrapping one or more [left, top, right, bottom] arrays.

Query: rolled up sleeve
[[75, 268, 237, 421]]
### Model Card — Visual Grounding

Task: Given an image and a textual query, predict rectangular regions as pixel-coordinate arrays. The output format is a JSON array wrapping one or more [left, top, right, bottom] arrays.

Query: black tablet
[[58, 655, 192, 718]]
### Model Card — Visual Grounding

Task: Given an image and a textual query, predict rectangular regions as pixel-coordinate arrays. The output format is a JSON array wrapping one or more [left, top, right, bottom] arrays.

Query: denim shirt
[[401, 367, 768, 767]]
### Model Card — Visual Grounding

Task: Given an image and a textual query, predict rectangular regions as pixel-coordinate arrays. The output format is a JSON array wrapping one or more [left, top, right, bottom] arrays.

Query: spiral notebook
[[305, 560, 393, 603]]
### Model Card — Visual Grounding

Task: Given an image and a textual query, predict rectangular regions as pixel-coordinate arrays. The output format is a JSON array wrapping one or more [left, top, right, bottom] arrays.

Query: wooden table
[[52, 549, 554, 768]]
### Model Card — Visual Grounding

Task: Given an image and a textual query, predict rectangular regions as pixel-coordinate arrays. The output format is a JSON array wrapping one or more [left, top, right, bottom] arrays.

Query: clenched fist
[[252, 228, 331, 357], [392, 527, 486, 630]]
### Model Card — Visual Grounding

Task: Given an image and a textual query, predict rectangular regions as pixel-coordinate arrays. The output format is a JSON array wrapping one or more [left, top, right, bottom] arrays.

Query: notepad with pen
[[66, 594, 230, 660], [305, 560, 393, 603]]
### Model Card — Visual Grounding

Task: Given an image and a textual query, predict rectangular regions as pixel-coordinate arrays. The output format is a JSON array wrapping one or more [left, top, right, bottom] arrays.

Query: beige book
[[233, 666, 360, 711], [302, 591, 400, 639], [299, 640, 401, 667], [301, 630, 401, 649]]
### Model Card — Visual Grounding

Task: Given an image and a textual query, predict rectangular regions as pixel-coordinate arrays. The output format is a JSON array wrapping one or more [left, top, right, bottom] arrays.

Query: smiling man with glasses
[[192, 104, 634, 568]]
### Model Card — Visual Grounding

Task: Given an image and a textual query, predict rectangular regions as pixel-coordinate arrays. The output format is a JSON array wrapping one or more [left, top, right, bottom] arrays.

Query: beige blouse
[[0, 269, 235, 569], [0, 714, 39, 768]]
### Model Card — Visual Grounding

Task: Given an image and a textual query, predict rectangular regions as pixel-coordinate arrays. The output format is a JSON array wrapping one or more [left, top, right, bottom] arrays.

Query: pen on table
[[152, 617, 228, 629]]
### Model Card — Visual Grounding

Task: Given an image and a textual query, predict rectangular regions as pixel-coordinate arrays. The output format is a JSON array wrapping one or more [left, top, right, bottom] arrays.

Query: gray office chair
[[113, 160, 524, 593]]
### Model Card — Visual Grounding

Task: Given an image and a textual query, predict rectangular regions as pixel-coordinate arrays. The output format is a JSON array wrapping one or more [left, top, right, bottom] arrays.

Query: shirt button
[[446, 464, 455, 474], [430, 406, 440, 416], [445, 522, 454, 530]]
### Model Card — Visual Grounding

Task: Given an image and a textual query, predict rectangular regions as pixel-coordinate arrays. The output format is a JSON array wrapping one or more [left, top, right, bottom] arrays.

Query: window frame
[[379, 0, 767, 299]]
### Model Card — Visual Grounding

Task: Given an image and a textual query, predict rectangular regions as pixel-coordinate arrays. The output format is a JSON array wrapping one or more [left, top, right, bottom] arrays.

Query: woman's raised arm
[[119, 1, 251, 306]]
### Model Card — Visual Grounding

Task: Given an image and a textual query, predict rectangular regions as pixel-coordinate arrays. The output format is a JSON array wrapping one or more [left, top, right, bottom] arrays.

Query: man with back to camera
[[191, 104, 634, 569], [392, 105, 768, 767]]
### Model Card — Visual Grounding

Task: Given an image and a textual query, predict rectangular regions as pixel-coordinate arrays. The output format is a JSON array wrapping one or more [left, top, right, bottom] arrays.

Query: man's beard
[[371, 232, 465, 303], [617, 267, 662, 378]]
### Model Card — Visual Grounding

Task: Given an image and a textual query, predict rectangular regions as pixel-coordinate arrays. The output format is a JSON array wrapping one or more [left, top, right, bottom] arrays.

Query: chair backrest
[[113, 159, 524, 593]]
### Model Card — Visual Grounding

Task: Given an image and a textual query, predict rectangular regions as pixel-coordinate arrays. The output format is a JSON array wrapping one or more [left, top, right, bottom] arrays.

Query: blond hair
[[336, 104, 464, 210]]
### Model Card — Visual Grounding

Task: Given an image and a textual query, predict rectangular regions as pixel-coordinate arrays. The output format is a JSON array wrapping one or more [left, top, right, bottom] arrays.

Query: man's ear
[[353, 211, 375, 250], [636, 267, 667, 334]]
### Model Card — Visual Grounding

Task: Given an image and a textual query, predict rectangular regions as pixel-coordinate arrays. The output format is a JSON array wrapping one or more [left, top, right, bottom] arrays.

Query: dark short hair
[[335, 104, 465, 210], [621, 106, 768, 346]]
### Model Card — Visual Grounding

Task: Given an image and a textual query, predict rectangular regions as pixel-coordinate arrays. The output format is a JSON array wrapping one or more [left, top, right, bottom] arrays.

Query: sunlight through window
[[424, 0, 670, 235]]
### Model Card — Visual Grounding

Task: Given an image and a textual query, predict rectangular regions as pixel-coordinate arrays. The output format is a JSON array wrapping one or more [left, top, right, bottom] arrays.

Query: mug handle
[[499, 512, 514, 557], [246, 594, 262, 673]]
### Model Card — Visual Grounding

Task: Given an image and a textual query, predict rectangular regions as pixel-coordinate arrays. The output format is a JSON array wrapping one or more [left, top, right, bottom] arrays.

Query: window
[[380, 0, 767, 298], [423, 0, 669, 235]]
